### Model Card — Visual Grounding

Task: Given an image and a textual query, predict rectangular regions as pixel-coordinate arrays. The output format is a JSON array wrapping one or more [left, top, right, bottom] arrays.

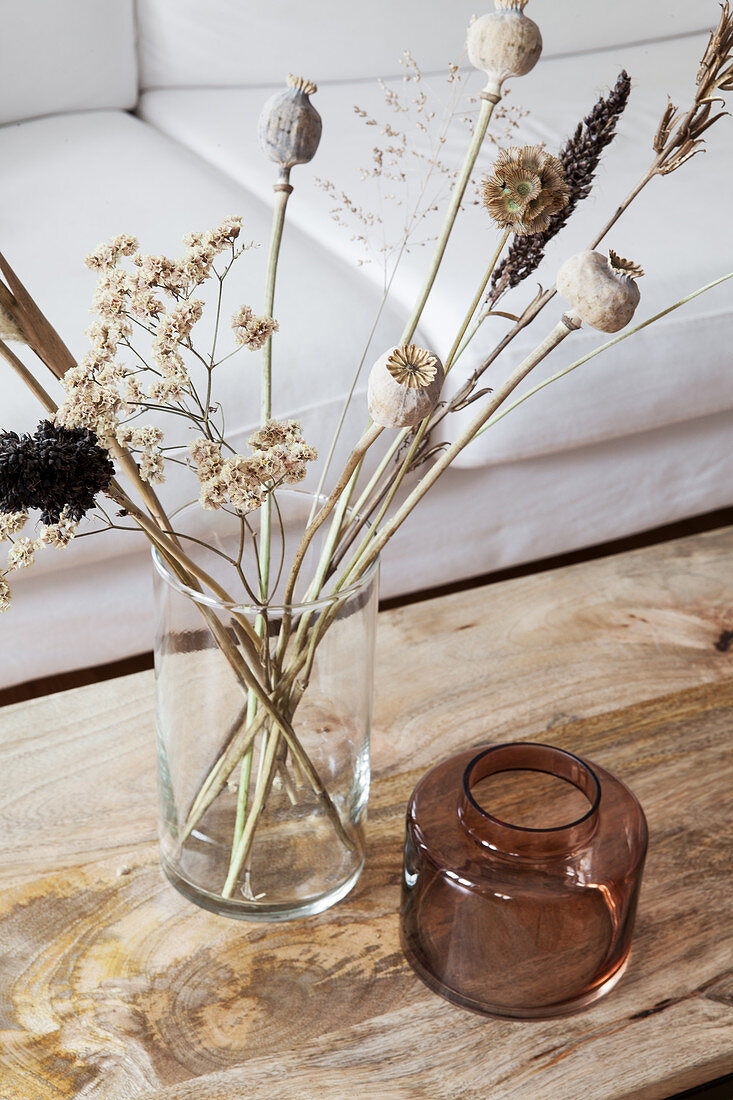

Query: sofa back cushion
[[0, 0, 137, 125], [137, 0, 711, 89]]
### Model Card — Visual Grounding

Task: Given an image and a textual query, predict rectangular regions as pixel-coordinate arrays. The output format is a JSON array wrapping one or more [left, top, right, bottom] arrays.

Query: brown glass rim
[[462, 742, 602, 835]]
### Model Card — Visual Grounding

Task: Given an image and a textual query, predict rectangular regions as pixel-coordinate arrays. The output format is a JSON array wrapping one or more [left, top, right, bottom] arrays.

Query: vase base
[[400, 926, 631, 1019], [160, 854, 365, 922]]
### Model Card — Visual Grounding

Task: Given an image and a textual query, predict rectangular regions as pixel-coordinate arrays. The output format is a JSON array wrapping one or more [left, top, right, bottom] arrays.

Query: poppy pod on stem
[[557, 250, 644, 333], [258, 74, 323, 174], [467, 0, 543, 93], [367, 345, 445, 430]]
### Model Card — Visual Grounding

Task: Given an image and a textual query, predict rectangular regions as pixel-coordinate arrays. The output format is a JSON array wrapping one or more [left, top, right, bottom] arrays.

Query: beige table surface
[[0, 528, 732, 1099]]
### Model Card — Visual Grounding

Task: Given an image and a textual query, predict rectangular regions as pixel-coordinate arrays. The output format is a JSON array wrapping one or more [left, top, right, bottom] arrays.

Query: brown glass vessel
[[400, 742, 648, 1018]]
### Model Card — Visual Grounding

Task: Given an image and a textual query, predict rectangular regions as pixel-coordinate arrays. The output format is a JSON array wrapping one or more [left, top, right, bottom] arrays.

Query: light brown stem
[[587, 169, 656, 251], [278, 423, 383, 631], [0, 339, 58, 414]]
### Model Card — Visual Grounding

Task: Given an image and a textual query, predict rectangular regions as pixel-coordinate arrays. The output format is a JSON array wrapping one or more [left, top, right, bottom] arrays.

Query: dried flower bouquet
[[1, 1, 732, 912]]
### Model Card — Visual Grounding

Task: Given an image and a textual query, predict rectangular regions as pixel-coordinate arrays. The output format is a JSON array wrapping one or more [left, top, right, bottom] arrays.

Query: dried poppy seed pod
[[467, 0, 543, 93], [258, 74, 322, 172], [557, 250, 644, 333], [368, 345, 445, 429]]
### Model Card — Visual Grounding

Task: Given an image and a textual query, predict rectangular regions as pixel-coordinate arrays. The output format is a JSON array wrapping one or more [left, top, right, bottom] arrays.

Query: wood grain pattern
[[0, 528, 732, 1099]]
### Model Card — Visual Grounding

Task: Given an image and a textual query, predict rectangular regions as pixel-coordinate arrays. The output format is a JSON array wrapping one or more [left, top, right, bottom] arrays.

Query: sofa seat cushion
[[138, 31, 733, 471]]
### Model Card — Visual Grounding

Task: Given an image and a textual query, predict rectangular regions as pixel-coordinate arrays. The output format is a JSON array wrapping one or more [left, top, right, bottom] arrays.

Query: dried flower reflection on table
[[1, 0, 733, 918]]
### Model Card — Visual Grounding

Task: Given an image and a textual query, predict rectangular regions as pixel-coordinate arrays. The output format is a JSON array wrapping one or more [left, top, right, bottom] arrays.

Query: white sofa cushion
[[136, 0, 711, 90], [0, 0, 137, 125], [138, 32, 733, 471]]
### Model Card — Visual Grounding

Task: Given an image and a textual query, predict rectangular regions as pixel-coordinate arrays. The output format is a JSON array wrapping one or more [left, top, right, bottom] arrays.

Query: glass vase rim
[[150, 489, 379, 614], [461, 741, 602, 837]]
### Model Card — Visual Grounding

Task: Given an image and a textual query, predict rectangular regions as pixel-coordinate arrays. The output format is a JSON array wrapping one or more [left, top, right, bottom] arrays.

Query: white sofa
[[1, 0, 731, 687]]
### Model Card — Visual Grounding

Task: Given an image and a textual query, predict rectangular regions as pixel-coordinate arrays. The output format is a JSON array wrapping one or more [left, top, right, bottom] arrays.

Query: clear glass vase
[[152, 491, 379, 921]]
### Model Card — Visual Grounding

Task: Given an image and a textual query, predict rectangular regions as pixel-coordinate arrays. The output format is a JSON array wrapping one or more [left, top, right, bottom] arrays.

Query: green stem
[[275, 423, 383, 665], [444, 227, 511, 372], [400, 90, 500, 345], [226, 171, 294, 875], [222, 725, 281, 898], [343, 419, 430, 576], [259, 169, 293, 602]]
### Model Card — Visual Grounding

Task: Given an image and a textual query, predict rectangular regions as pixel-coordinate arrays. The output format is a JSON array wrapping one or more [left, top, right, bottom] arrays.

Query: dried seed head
[[467, 1, 542, 90], [482, 145, 569, 235], [557, 249, 642, 333], [287, 74, 318, 95], [258, 75, 323, 171], [368, 345, 445, 429], [385, 345, 438, 389], [608, 250, 645, 280]]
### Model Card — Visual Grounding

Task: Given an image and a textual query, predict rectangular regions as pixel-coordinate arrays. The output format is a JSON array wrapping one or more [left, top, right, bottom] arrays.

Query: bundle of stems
[[2, 2, 732, 900]]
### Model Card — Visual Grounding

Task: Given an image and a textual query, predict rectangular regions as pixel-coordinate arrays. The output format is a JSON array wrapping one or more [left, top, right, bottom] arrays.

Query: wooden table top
[[1, 528, 732, 1099]]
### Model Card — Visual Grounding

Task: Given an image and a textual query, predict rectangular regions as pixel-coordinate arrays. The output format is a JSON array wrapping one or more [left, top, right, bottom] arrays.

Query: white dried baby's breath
[[6, 537, 38, 572], [0, 511, 29, 540], [38, 507, 78, 549]]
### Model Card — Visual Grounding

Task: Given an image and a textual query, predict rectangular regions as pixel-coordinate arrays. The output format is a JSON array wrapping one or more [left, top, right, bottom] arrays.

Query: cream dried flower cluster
[[231, 305, 279, 350], [55, 217, 277, 487], [0, 511, 29, 539], [0, 506, 78, 612], [189, 420, 317, 514]]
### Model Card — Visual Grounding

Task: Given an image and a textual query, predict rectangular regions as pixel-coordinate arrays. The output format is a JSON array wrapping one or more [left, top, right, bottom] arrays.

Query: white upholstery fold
[[135, 0, 710, 90], [0, 0, 137, 124]]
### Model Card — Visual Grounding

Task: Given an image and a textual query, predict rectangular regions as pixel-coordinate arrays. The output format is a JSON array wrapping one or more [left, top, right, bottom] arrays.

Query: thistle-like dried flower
[[368, 345, 445, 428], [467, 0, 542, 92], [557, 249, 643, 333], [490, 71, 632, 301], [258, 74, 323, 173], [0, 420, 115, 523], [482, 145, 569, 235]]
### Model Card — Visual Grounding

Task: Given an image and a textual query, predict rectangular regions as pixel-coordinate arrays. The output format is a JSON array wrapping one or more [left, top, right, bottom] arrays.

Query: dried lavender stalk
[[489, 70, 632, 302]]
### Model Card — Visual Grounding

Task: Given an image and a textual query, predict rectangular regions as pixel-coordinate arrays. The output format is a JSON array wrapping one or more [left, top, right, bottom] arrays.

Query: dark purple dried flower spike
[[490, 70, 632, 301], [0, 420, 114, 523]]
